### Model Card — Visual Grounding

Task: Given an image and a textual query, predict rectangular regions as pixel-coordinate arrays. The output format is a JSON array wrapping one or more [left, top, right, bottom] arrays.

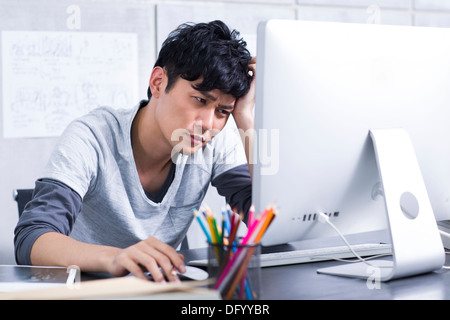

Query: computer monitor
[[253, 20, 449, 280]]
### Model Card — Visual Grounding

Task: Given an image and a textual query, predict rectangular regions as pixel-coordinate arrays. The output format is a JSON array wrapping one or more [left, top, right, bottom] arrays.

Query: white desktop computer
[[253, 20, 450, 280]]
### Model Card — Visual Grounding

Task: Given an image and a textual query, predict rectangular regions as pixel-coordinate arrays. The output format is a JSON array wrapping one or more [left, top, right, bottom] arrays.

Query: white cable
[[312, 254, 391, 264], [318, 212, 392, 269], [319, 213, 450, 272]]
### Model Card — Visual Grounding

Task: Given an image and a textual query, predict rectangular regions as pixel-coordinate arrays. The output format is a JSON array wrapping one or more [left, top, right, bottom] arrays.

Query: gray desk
[[259, 255, 450, 300], [2, 230, 450, 300], [183, 230, 450, 300]]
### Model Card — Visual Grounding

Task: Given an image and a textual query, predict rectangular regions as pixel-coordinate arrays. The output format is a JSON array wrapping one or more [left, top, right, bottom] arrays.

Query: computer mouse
[[143, 266, 208, 281], [176, 266, 208, 281]]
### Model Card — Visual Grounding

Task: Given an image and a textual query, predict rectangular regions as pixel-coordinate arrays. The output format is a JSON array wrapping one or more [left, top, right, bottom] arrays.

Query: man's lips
[[190, 134, 205, 145]]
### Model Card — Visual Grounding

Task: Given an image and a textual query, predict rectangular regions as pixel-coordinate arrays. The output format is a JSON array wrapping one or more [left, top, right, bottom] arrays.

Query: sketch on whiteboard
[[2, 31, 139, 138]]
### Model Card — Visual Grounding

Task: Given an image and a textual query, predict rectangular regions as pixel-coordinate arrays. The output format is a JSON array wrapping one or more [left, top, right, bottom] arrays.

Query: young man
[[14, 20, 255, 283]]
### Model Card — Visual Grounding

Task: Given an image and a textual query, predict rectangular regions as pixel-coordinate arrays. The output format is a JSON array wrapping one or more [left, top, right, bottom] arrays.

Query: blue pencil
[[193, 208, 212, 243], [221, 207, 231, 237]]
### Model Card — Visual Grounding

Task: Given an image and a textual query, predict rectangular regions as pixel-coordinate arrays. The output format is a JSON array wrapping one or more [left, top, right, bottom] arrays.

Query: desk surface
[[183, 230, 450, 300], [2, 230, 450, 300]]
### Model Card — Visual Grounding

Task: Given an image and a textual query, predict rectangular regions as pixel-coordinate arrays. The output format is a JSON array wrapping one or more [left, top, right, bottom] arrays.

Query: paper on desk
[[0, 276, 216, 300], [0, 282, 65, 293]]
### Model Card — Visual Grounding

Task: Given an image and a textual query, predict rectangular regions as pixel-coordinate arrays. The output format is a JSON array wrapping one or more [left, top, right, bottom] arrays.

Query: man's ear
[[148, 67, 166, 98]]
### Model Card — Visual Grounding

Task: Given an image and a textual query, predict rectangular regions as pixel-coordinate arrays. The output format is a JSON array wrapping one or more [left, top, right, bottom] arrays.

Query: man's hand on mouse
[[106, 236, 186, 283]]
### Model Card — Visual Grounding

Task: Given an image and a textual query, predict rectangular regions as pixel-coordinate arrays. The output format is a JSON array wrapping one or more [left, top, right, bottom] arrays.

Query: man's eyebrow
[[191, 85, 235, 109], [201, 91, 218, 102], [191, 85, 218, 101], [219, 105, 235, 110]]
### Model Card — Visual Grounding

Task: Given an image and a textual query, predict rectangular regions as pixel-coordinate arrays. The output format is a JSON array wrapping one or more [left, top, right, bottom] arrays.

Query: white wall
[[1, 0, 450, 263]]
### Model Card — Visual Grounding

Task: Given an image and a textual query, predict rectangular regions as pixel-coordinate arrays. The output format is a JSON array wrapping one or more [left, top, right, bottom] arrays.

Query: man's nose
[[197, 108, 215, 131]]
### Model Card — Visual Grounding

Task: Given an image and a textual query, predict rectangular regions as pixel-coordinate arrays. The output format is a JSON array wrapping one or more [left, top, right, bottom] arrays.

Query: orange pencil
[[254, 207, 275, 242]]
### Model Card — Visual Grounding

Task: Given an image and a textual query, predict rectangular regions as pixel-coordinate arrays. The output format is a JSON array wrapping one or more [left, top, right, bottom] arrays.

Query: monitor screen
[[254, 20, 450, 246]]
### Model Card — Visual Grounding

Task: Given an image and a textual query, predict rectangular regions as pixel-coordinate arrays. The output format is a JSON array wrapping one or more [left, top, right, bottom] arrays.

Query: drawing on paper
[[2, 31, 139, 138]]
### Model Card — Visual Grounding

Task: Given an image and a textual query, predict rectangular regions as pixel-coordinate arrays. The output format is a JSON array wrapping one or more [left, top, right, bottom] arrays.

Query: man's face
[[154, 73, 236, 155]]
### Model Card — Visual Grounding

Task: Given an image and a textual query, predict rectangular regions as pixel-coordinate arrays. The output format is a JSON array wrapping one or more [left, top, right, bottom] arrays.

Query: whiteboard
[[2, 31, 139, 138]]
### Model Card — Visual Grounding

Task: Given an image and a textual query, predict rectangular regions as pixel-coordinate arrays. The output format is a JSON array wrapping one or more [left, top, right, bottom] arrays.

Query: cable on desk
[[319, 214, 450, 272], [318, 212, 393, 269]]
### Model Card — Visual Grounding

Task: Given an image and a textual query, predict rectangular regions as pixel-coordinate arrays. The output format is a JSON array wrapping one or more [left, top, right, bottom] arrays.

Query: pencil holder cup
[[207, 241, 261, 300]]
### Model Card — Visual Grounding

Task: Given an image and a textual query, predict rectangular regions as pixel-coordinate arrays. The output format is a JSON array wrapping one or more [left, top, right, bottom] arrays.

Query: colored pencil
[[196, 202, 277, 299], [221, 207, 231, 237], [214, 206, 276, 290], [223, 209, 277, 299], [248, 203, 255, 226], [193, 208, 212, 243]]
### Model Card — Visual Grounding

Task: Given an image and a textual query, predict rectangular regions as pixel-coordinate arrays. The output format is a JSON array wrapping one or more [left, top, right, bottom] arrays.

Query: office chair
[[12, 189, 34, 217]]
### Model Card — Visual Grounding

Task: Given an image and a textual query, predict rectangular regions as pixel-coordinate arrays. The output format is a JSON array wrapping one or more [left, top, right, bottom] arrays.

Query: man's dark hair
[[147, 20, 253, 100]]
